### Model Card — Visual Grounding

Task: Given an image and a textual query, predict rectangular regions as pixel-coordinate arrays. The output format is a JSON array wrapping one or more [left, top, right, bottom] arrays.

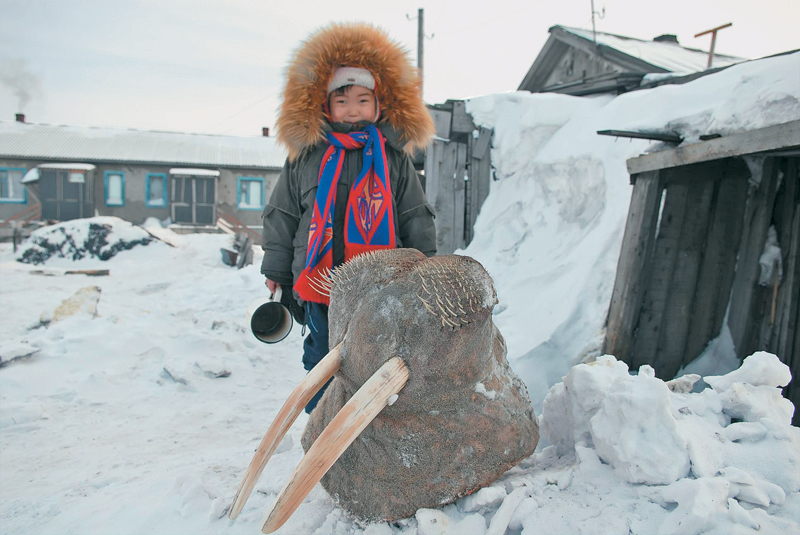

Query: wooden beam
[[694, 23, 733, 69], [603, 171, 662, 363], [627, 120, 800, 175], [728, 158, 781, 358], [598, 129, 682, 144]]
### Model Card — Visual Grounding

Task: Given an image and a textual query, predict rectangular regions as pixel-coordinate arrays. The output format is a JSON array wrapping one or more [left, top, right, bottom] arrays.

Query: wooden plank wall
[[606, 156, 799, 425], [684, 163, 749, 360], [631, 179, 692, 373], [424, 103, 493, 255], [606, 158, 751, 378], [727, 158, 781, 357]]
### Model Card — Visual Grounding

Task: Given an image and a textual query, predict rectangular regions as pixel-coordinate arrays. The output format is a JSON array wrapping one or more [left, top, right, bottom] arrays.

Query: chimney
[[653, 34, 679, 44], [262, 127, 270, 137], [15, 113, 25, 123]]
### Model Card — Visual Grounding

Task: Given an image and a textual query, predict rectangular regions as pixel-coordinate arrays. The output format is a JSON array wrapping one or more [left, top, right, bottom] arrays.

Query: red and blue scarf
[[295, 124, 396, 304]]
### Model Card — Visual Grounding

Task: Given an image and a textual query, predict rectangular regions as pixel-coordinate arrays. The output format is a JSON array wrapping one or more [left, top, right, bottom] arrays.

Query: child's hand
[[265, 278, 280, 295]]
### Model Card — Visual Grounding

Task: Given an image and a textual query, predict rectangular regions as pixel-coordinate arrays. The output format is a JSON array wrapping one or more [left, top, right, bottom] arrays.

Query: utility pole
[[417, 8, 424, 95], [695, 22, 732, 69]]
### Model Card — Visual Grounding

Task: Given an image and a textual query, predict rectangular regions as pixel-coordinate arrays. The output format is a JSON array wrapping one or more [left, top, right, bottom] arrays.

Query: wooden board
[[452, 143, 467, 251], [450, 101, 476, 134], [654, 172, 716, 379], [603, 171, 662, 362], [774, 197, 800, 356], [427, 140, 460, 254], [773, 159, 800, 360], [728, 158, 780, 358], [768, 159, 800, 425], [631, 181, 689, 373], [472, 127, 492, 160], [627, 120, 800, 175], [684, 159, 749, 363], [428, 108, 452, 140]]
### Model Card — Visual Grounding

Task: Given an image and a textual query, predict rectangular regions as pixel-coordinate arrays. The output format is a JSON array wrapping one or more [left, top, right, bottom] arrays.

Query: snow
[[2, 53, 800, 534], [758, 226, 783, 286], [464, 50, 800, 413]]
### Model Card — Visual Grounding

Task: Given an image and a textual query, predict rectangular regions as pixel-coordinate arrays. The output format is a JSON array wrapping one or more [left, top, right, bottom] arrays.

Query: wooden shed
[[603, 120, 800, 424], [424, 100, 493, 254]]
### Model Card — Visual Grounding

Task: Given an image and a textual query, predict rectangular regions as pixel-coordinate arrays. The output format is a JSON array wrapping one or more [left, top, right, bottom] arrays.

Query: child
[[261, 23, 437, 412]]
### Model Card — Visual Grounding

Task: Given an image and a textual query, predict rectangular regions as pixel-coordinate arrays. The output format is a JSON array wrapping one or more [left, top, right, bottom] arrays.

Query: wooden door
[[171, 175, 216, 225]]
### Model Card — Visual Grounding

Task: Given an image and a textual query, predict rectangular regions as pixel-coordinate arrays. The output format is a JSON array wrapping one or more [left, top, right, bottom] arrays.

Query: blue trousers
[[303, 302, 332, 413]]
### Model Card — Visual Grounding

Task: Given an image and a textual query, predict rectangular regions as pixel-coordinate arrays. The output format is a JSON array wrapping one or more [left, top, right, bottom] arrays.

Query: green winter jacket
[[261, 120, 436, 291]]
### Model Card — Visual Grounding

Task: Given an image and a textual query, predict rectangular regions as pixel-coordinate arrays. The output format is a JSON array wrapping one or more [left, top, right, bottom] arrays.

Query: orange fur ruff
[[277, 22, 435, 161]]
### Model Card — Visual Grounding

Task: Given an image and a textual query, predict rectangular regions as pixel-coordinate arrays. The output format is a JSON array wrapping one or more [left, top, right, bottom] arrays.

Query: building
[[518, 25, 744, 96], [604, 120, 800, 424], [0, 116, 286, 234]]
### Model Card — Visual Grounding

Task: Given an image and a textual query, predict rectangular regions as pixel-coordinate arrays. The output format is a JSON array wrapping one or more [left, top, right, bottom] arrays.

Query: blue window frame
[[0, 167, 27, 203], [146, 173, 167, 207], [237, 177, 265, 210], [104, 170, 125, 206]]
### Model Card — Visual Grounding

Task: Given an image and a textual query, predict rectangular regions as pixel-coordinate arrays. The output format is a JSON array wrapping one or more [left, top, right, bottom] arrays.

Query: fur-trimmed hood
[[276, 23, 435, 161]]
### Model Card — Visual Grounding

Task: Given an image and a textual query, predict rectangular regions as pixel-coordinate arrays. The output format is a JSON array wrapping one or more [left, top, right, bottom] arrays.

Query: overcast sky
[[1, 0, 797, 137]]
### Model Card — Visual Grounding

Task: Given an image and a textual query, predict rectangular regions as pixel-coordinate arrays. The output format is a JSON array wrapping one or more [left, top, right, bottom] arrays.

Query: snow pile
[[464, 51, 800, 411], [465, 91, 645, 408], [539, 352, 799, 534], [2, 232, 799, 534], [16, 216, 155, 264]]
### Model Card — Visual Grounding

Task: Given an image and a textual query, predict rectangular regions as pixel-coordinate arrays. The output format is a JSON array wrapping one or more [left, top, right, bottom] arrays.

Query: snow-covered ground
[[1, 52, 799, 535]]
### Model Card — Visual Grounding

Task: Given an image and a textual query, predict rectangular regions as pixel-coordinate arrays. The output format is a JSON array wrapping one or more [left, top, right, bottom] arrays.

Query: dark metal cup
[[246, 288, 293, 344]]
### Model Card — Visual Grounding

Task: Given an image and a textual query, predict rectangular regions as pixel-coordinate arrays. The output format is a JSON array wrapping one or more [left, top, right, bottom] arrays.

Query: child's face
[[328, 85, 377, 124]]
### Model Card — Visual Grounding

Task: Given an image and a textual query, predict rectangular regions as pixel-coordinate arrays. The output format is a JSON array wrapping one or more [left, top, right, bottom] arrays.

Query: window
[[104, 171, 125, 206], [238, 177, 264, 210], [146, 173, 167, 207], [0, 168, 26, 203]]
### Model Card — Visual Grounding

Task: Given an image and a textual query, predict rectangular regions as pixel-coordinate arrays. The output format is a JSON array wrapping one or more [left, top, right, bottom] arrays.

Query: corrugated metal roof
[[561, 27, 744, 73], [0, 121, 287, 169]]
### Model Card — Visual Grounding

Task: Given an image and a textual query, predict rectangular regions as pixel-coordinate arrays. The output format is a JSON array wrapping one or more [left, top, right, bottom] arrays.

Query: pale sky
[[1, 0, 797, 137]]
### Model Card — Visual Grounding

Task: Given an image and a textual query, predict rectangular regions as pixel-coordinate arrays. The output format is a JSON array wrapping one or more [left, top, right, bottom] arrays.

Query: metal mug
[[246, 287, 293, 344]]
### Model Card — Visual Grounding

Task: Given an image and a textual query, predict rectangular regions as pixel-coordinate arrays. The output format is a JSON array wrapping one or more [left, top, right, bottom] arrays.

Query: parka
[[260, 22, 438, 295], [261, 120, 436, 288]]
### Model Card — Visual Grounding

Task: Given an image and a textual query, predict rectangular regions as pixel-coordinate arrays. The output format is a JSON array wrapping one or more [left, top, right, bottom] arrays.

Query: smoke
[[0, 57, 42, 112]]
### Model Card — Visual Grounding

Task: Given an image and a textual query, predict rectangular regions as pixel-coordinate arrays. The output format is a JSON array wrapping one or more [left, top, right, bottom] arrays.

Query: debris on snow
[[16, 217, 155, 265]]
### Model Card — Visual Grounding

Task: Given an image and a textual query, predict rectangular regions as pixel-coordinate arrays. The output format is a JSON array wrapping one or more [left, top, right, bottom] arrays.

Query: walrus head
[[229, 249, 539, 532]]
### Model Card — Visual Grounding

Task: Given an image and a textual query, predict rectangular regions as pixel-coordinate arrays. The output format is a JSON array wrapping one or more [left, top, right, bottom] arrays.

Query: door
[[170, 175, 216, 224], [39, 169, 91, 221]]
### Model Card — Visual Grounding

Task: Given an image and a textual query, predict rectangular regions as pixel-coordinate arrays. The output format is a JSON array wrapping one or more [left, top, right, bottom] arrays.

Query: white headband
[[327, 67, 376, 94]]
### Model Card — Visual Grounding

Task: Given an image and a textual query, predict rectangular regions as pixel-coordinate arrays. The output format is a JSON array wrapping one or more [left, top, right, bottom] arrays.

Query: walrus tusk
[[228, 342, 344, 520], [261, 356, 409, 533]]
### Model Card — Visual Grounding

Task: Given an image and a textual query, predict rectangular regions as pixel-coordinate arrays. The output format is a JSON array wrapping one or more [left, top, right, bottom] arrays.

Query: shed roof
[[0, 121, 287, 169], [560, 26, 743, 74]]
